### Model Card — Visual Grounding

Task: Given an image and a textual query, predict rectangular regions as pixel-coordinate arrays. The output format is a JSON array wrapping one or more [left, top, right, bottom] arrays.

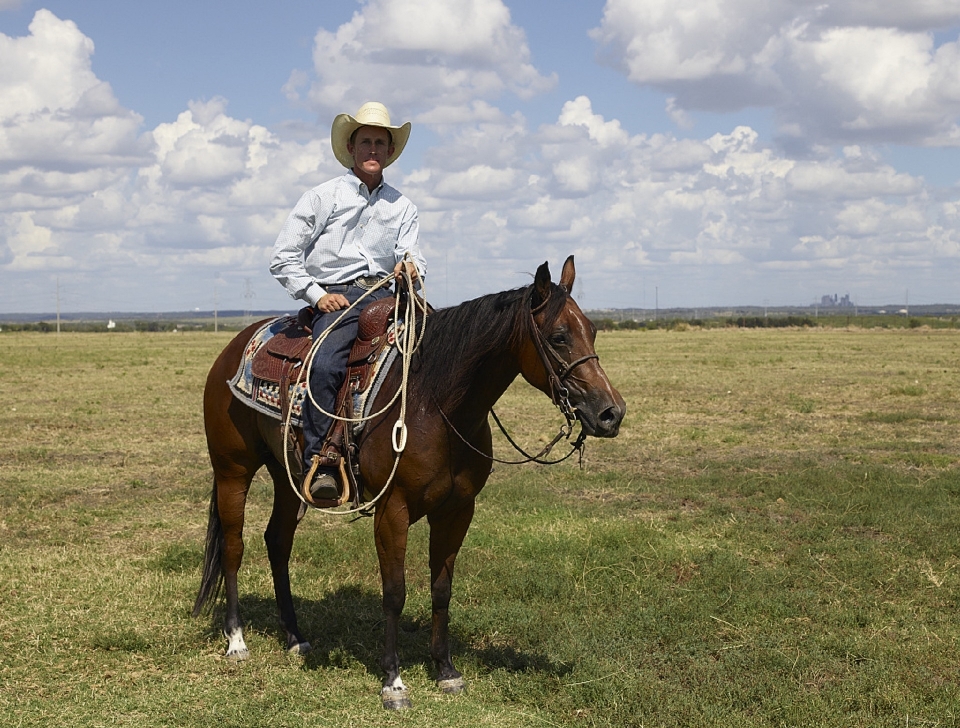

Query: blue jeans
[[302, 284, 391, 469]]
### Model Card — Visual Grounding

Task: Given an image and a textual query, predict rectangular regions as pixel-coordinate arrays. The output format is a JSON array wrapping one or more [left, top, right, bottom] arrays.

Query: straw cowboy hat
[[331, 102, 411, 169]]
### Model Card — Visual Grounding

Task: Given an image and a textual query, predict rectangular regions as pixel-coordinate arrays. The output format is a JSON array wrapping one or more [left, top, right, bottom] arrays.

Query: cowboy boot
[[302, 454, 341, 502]]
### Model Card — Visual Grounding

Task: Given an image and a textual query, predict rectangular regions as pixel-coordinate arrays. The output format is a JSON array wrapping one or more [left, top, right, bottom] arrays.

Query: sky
[[2, 0, 960, 314]]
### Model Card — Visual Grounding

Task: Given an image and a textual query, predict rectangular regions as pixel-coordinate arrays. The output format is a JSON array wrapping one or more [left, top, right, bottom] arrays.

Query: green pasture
[[1, 327, 958, 727]]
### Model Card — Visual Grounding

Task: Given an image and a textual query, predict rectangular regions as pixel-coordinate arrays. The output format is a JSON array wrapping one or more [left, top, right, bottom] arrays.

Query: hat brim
[[331, 114, 411, 169]]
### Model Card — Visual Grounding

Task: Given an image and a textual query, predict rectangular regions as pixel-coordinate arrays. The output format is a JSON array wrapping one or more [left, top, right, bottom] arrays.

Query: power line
[[242, 278, 256, 326]]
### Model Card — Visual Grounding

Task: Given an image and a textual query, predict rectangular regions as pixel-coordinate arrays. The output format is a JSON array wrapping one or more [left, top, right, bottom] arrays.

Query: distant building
[[819, 293, 854, 308]]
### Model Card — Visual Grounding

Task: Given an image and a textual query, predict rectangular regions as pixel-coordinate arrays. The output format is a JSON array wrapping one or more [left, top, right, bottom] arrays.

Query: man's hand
[[393, 260, 420, 284], [316, 292, 349, 313]]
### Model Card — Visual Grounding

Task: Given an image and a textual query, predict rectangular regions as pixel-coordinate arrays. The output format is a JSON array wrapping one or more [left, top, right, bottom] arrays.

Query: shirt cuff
[[304, 282, 326, 307]]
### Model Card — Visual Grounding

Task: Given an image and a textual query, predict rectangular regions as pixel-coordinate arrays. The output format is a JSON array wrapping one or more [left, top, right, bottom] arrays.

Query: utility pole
[[214, 284, 219, 333], [56, 276, 61, 334], [243, 278, 255, 326]]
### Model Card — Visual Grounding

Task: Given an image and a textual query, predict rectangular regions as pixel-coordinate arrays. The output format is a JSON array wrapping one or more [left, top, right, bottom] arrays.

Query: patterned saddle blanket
[[228, 303, 401, 430]]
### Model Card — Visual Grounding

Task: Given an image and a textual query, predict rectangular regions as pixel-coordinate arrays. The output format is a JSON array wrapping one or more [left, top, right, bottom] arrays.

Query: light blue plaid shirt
[[270, 170, 425, 306]]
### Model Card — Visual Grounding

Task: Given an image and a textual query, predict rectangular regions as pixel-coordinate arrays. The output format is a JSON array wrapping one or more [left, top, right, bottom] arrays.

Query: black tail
[[192, 478, 224, 617]]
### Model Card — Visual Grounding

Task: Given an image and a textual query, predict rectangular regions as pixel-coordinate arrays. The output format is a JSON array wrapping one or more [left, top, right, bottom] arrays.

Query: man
[[270, 101, 426, 502]]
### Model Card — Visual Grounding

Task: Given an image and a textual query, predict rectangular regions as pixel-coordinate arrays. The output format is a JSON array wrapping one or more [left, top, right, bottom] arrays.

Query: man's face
[[348, 126, 394, 177]]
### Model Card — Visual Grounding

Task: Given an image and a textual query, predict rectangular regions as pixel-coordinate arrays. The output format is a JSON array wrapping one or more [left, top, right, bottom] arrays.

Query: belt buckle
[[355, 275, 381, 290]]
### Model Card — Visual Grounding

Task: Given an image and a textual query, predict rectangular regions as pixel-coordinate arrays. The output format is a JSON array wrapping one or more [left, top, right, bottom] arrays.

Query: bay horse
[[192, 256, 625, 708]]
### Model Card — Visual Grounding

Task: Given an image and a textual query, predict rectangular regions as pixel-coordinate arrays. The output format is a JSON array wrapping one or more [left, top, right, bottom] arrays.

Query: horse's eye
[[550, 333, 568, 347]]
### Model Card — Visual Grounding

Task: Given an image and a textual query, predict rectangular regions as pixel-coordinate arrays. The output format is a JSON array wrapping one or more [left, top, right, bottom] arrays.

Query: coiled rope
[[281, 259, 427, 516]]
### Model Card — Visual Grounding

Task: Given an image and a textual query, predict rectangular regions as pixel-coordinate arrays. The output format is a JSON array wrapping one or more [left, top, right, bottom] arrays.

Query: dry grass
[[2, 327, 959, 727], [494, 326, 960, 483]]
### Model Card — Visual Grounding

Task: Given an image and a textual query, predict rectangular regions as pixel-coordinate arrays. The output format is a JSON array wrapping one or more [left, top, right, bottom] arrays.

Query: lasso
[[280, 257, 428, 515]]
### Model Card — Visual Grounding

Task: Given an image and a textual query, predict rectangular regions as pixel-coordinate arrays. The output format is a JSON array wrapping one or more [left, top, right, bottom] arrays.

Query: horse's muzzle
[[577, 393, 626, 438]]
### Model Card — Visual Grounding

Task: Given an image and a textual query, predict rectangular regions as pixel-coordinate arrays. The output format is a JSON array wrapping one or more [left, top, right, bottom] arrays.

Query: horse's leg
[[215, 466, 255, 660], [374, 500, 412, 709], [263, 457, 310, 654], [202, 324, 273, 659], [428, 501, 475, 694]]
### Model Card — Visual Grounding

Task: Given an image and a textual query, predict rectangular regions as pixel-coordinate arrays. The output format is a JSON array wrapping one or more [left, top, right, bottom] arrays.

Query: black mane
[[410, 280, 568, 410]]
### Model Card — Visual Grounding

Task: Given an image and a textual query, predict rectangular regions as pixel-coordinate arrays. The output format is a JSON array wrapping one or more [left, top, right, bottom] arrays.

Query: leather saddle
[[250, 307, 314, 417], [250, 297, 398, 484]]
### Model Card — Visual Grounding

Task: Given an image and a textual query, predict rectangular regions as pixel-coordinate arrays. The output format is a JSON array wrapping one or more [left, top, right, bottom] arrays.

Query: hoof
[[437, 677, 466, 695], [224, 628, 248, 661], [381, 687, 413, 710], [287, 641, 312, 655]]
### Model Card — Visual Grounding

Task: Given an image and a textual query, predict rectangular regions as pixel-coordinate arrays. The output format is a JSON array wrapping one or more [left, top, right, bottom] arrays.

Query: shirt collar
[[346, 168, 385, 195]]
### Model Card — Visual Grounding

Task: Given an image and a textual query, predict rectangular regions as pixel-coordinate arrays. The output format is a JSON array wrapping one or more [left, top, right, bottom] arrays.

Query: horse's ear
[[559, 255, 576, 293], [533, 261, 552, 308]]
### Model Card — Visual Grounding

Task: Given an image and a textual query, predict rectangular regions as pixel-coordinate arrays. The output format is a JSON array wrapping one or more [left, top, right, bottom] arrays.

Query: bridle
[[528, 292, 599, 431], [440, 286, 598, 466]]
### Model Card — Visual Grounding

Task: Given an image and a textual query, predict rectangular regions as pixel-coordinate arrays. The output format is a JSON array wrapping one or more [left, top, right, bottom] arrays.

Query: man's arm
[[393, 202, 426, 285], [270, 189, 328, 306]]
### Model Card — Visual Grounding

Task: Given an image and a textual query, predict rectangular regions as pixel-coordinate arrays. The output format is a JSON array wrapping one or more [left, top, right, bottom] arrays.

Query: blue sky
[[2, 0, 960, 314]]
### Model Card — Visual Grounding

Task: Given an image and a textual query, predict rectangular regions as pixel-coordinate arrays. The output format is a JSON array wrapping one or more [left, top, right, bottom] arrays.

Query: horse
[[192, 255, 625, 709]]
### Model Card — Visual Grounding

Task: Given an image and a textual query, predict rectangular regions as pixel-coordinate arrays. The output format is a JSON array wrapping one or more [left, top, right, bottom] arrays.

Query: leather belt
[[353, 275, 386, 290]]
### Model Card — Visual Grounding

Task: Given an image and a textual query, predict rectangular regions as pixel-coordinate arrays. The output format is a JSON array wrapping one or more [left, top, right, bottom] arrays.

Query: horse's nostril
[[600, 406, 620, 425]]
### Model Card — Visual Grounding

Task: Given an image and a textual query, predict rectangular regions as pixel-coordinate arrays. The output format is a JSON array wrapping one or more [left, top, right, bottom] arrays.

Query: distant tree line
[[4, 313, 958, 335], [0, 321, 235, 333], [727, 315, 816, 328], [588, 314, 959, 330]]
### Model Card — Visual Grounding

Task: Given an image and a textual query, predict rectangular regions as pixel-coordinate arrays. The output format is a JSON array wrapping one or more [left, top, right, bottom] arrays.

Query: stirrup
[[301, 455, 352, 507]]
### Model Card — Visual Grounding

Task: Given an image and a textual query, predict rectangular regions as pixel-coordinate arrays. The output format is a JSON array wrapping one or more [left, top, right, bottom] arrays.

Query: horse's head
[[520, 256, 626, 438]]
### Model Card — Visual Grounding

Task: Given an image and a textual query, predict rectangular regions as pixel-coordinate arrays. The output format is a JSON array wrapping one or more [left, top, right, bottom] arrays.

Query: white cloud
[[153, 99, 264, 188], [816, 0, 960, 31], [786, 159, 922, 199], [403, 93, 960, 305], [591, 0, 786, 85], [834, 199, 928, 236], [435, 164, 520, 199], [513, 195, 581, 230], [665, 96, 694, 129], [552, 156, 598, 194], [558, 96, 630, 148], [4, 211, 54, 270], [288, 0, 556, 123], [670, 247, 747, 265], [591, 0, 960, 145], [0, 10, 148, 172], [0, 10, 340, 309]]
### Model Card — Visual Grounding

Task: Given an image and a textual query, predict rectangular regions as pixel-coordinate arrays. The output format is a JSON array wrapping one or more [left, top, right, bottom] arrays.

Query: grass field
[[1, 327, 958, 727]]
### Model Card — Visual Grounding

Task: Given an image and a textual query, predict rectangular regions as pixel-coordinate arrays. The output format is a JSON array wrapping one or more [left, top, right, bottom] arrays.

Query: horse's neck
[[417, 298, 526, 425], [433, 342, 520, 421], [461, 353, 521, 414]]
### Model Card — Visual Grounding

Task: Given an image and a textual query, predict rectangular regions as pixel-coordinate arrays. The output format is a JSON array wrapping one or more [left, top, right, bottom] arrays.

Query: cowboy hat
[[330, 102, 411, 169]]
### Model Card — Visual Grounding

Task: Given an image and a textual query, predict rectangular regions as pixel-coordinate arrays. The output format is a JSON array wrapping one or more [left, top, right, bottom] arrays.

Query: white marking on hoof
[[381, 675, 411, 710], [385, 675, 407, 691], [381, 686, 412, 710], [437, 677, 466, 695], [287, 641, 312, 655], [224, 627, 249, 660]]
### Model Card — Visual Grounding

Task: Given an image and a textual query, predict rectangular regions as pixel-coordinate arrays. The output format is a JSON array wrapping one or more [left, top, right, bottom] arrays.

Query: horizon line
[[4, 301, 960, 320]]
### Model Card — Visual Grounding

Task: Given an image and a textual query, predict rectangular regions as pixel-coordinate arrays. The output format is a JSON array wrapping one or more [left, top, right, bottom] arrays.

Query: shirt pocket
[[362, 220, 401, 260]]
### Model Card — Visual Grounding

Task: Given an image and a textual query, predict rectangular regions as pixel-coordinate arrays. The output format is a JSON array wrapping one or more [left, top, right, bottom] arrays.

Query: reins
[[439, 406, 587, 466], [438, 287, 595, 467]]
